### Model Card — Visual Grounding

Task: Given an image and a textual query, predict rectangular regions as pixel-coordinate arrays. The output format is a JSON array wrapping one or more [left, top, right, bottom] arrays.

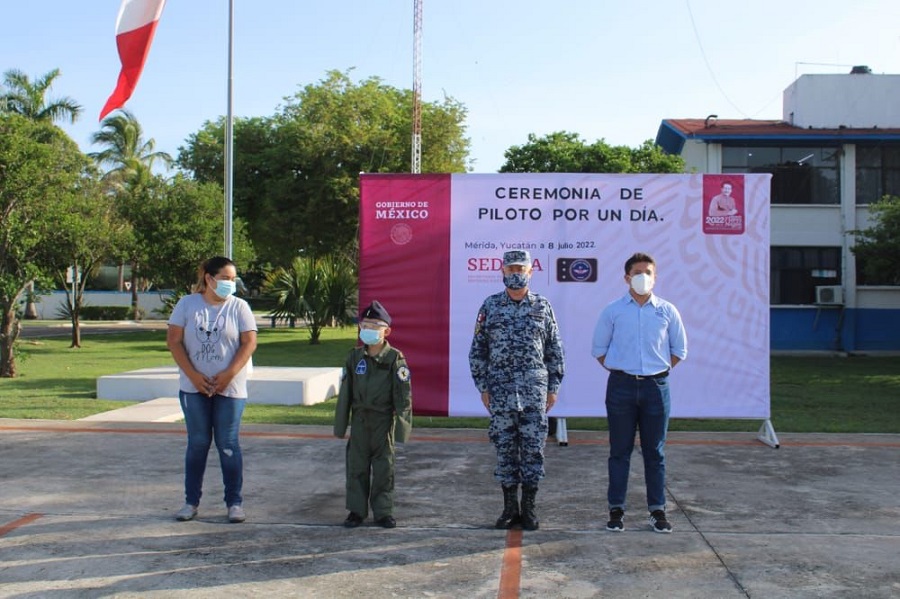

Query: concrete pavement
[[78, 397, 183, 423], [1, 419, 898, 598]]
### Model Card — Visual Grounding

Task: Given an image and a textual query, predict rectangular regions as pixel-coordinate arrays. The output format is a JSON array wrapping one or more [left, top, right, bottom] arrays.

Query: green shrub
[[80, 306, 133, 320]]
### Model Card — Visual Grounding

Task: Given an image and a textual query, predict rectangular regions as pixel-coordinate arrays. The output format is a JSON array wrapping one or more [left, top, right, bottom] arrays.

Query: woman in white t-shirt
[[166, 256, 258, 523]]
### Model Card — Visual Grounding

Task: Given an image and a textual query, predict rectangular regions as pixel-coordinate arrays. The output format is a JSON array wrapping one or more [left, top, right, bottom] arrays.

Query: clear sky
[[2, 0, 899, 172]]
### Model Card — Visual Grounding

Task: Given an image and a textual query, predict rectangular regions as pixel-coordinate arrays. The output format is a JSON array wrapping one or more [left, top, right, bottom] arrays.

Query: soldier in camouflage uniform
[[469, 250, 565, 531], [334, 301, 413, 529]]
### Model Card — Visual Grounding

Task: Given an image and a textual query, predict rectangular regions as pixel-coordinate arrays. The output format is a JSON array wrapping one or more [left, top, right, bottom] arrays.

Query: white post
[[224, 0, 235, 258], [556, 417, 568, 446]]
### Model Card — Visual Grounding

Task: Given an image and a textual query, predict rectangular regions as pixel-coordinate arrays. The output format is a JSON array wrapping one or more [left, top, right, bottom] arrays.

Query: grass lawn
[[2, 324, 899, 433]]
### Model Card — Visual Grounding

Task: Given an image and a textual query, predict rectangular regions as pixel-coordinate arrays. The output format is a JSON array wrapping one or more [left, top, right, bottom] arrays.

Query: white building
[[656, 69, 900, 351]]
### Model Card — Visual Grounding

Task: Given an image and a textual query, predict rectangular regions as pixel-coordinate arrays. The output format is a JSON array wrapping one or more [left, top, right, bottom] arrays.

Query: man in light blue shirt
[[592, 252, 687, 533]]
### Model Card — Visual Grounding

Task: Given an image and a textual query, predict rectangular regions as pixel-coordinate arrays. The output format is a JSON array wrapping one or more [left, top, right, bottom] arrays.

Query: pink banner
[[359, 174, 452, 415]]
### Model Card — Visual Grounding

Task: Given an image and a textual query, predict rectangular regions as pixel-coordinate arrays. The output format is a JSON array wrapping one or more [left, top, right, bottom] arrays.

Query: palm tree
[[89, 110, 173, 315], [264, 254, 358, 344], [2, 68, 83, 319], [0, 68, 82, 123], [90, 110, 173, 187]]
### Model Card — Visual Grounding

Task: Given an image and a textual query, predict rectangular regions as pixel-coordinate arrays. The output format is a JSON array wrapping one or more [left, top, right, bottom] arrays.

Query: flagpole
[[224, 0, 235, 259]]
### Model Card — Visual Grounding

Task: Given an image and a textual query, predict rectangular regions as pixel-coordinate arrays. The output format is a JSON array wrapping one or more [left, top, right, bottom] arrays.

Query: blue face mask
[[214, 279, 236, 299], [503, 272, 530, 290], [359, 328, 383, 345]]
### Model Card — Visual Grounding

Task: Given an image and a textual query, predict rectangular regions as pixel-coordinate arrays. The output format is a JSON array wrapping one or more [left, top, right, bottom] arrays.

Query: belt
[[610, 369, 669, 380]]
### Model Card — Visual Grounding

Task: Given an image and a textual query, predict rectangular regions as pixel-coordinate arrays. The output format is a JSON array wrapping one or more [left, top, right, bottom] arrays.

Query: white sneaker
[[175, 504, 198, 521], [228, 505, 246, 523]]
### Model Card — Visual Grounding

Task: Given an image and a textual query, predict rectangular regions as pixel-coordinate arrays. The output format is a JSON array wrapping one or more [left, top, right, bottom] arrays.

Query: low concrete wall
[[97, 366, 341, 406], [29, 291, 171, 320]]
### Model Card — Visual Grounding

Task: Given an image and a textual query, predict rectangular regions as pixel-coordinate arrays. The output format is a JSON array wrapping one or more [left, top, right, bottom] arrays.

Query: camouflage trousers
[[488, 406, 548, 486]]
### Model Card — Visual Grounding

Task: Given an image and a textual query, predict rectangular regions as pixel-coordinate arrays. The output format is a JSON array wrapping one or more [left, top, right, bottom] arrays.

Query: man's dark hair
[[624, 252, 655, 275]]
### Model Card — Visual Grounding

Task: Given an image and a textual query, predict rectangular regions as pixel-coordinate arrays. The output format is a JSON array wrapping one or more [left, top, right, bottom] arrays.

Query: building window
[[722, 146, 840, 205], [771, 246, 841, 304], [855, 146, 900, 205]]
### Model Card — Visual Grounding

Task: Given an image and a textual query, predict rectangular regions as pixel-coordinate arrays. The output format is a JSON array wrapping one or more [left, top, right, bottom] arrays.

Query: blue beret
[[360, 300, 391, 325]]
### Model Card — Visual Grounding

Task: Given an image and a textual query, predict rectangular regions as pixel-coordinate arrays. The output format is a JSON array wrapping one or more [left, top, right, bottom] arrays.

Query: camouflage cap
[[360, 300, 391, 325], [503, 250, 531, 267]]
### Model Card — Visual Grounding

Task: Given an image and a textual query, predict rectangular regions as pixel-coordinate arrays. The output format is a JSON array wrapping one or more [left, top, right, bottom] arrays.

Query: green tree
[[500, 132, 684, 173], [178, 70, 470, 265], [127, 174, 225, 293], [0, 68, 82, 123], [43, 178, 127, 348], [0, 115, 101, 375], [852, 195, 900, 285], [89, 110, 173, 315], [263, 253, 358, 344], [2, 68, 84, 319]]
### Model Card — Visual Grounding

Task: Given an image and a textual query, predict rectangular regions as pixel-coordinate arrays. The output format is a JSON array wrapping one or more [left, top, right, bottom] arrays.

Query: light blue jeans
[[179, 391, 245, 507], [605, 371, 670, 512]]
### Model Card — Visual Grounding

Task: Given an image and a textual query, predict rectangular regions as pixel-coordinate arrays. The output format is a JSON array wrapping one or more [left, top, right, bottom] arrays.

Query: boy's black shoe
[[343, 512, 364, 528], [606, 508, 625, 532], [649, 510, 673, 533], [375, 515, 396, 528]]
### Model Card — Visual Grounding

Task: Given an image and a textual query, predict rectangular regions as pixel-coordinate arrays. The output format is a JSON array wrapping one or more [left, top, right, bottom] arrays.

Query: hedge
[[79, 306, 144, 321]]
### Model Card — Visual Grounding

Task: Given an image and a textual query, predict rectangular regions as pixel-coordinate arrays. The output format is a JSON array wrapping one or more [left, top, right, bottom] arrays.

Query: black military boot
[[521, 485, 539, 531], [495, 485, 521, 529]]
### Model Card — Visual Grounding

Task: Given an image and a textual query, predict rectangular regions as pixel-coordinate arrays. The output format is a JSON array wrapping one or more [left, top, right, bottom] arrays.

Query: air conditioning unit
[[815, 285, 843, 305]]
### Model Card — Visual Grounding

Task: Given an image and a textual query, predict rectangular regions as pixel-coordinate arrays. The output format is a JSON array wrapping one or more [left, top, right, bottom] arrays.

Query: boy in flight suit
[[335, 301, 413, 528]]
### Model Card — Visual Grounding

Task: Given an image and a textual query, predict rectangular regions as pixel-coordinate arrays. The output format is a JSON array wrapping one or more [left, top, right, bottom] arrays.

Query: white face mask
[[214, 279, 237, 299], [630, 273, 654, 295]]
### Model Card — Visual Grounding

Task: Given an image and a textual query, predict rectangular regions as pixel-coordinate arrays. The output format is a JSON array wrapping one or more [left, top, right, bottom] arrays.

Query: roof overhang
[[656, 118, 900, 154]]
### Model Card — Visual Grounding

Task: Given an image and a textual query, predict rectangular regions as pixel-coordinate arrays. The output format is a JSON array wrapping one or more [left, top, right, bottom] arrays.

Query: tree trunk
[[309, 323, 322, 345], [70, 312, 81, 348], [24, 280, 38, 319], [0, 307, 21, 378]]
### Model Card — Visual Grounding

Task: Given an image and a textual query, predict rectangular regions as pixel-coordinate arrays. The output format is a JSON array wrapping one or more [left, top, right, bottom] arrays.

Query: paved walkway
[[1, 420, 899, 598], [79, 397, 183, 423]]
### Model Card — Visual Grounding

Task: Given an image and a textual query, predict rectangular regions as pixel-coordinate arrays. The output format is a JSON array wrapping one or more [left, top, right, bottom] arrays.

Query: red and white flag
[[99, 0, 167, 120]]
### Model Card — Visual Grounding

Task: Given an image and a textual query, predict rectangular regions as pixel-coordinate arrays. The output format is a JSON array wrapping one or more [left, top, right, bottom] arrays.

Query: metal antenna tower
[[411, 0, 423, 174]]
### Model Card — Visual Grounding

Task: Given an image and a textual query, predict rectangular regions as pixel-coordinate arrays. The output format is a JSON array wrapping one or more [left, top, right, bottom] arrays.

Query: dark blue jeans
[[179, 391, 245, 507], [605, 371, 671, 512]]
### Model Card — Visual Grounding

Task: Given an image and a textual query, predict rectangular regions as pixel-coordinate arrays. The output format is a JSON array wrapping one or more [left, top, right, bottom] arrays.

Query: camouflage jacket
[[468, 290, 565, 401]]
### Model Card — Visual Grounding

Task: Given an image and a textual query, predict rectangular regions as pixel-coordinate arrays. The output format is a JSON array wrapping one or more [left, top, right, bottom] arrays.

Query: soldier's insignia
[[355, 359, 367, 375], [397, 366, 411, 382]]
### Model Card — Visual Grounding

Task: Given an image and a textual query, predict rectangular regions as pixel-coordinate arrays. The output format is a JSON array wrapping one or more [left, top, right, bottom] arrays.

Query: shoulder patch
[[474, 310, 486, 335], [397, 365, 411, 383]]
